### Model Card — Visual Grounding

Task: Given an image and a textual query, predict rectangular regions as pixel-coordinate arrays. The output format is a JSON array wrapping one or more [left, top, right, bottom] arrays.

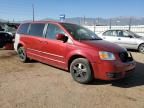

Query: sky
[[0, 0, 143, 21]]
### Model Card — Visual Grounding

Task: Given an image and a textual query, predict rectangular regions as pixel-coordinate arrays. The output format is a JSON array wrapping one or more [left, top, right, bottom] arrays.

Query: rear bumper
[[92, 60, 136, 80]]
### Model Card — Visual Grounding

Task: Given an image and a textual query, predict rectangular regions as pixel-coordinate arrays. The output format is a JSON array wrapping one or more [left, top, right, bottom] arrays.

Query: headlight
[[99, 51, 115, 60]]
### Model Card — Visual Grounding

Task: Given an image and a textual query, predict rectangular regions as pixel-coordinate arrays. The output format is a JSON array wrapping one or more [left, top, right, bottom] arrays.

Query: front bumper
[[92, 60, 136, 80]]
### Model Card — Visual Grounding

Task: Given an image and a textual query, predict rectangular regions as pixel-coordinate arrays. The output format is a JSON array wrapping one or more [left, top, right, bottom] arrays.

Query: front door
[[41, 23, 67, 68], [115, 30, 137, 49]]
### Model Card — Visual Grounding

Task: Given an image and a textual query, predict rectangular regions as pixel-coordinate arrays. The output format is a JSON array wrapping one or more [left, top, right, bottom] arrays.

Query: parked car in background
[[98, 30, 144, 53], [0, 31, 14, 49], [14, 21, 136, 84]]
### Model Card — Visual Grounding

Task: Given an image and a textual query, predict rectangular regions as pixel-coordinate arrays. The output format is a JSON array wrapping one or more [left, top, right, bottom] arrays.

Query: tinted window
[[46, 24, 65, 40], [29, 23, 45, 37], [17, 23, 29, 34]]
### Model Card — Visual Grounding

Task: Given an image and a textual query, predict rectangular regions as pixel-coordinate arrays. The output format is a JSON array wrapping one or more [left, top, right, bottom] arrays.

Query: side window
[[103, 31, 111, 36], [117, 30, 129, 37], [117, 30, 124, 37], [17, 23, 29, 34], [123, 31, 130, 37], [112, 30, 117, 36], [29, 23, 45, 37], [103, 30, 116, 37], [46, 24, 65, 40]]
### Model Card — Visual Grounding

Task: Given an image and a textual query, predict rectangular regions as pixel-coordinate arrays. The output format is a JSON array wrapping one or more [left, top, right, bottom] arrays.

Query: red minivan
[[14, 21, 136, 83]]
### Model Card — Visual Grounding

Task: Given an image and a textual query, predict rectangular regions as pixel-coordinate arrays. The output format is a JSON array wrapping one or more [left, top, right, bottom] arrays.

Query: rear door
[[101, 30, 118, 43], [41, 23, 67, 68], [26, 23, 46, 60]]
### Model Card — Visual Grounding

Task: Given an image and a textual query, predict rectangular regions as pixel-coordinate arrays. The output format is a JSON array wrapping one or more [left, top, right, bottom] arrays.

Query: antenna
[[32, 4, 35, 22]]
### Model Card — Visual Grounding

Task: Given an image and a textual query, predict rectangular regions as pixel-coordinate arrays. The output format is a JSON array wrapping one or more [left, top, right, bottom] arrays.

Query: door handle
[[39, 40, 43, 43], [39, 41, 48, 44], [118, 38, 121, 40], [43, 41, 48, 44]]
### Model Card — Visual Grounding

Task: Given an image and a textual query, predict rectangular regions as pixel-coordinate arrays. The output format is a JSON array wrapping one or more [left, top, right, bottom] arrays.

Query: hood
[[135, 36, 144, 43], [80, 40, 126, 53], [139, 36, 144, 40]]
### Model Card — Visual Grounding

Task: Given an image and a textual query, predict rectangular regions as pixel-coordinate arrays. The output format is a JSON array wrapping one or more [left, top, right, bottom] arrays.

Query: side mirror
[[128, 35, 133, 38], [56, 34, 67, 42]]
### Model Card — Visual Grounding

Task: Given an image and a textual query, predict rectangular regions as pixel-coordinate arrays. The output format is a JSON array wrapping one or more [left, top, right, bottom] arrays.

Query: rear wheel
[[70, 58, 93, 84], [17, 46, 29, 62], [138, 44, 144, 54]]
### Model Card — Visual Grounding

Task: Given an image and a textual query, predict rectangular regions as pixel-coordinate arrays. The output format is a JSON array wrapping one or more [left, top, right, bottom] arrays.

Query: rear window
[[29, 23, 45, 37], [17, 23, 29, 34]]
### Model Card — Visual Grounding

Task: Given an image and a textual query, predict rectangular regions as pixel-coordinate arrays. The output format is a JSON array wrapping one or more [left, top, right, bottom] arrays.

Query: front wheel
[[138, 44, 144, 54], [70, 58, 93, 84], [17, 46, 29, 62]]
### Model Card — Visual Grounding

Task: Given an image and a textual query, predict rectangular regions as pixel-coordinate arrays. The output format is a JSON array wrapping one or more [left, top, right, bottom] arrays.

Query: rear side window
[[17, 23, 29, 34], [29, 23, 45, 37]]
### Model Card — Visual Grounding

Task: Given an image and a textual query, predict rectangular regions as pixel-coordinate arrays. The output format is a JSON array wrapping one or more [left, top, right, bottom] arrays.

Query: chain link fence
[[78, 17, 144, 36]]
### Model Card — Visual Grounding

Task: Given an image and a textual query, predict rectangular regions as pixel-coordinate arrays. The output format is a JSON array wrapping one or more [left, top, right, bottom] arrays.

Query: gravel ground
[[0, 50, 144, 108]]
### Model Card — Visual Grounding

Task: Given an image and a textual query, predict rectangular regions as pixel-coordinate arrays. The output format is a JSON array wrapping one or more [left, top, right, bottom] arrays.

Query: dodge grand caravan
[[14, 21, 136, 84]]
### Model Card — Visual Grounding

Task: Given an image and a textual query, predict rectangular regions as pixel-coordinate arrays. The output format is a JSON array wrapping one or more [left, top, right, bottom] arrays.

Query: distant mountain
[[1, 17, 144, 26], [41, 18, 57, 21], [64, 17, 144, 26], [0, 19, 8, 22]]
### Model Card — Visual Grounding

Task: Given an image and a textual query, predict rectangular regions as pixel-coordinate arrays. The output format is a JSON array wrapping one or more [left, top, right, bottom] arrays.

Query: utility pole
[[97, 17, 99, 26], [94, 18, 96, 33], [84, 16, 85, 25], [32, 4, 35, 22], [129, 17, 132, 31], [109, 19, 112, 29], [79, 18, 81, 25]]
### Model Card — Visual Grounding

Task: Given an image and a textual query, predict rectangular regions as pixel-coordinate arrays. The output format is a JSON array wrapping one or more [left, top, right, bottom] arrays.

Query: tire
[[70, 58, 93, 84], [138, 44, 144, 54], [17, 46, 29, 62]]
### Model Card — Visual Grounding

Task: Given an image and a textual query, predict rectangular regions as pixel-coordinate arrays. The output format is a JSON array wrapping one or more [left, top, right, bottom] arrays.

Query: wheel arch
[[17, 42, 26, 51], [67, 54, 93, 73], [138, 43, 144, 49], [138, 43, 144, 53]]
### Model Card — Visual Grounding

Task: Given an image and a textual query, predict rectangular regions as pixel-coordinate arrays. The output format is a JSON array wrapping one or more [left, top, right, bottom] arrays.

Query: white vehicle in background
[[98, 30, 144, 53]]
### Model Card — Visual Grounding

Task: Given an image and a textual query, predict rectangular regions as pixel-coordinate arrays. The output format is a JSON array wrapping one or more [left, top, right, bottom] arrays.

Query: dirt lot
[[0, 50, 144, 108]]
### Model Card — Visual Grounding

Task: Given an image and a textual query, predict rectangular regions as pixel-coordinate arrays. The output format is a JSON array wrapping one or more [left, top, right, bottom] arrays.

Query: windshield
[[61, 23, 101, 40], [127, 30, 141, 38]]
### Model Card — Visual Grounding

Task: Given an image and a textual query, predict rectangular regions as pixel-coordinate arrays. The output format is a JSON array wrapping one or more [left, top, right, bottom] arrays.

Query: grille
[[119, 51, 133, 63]]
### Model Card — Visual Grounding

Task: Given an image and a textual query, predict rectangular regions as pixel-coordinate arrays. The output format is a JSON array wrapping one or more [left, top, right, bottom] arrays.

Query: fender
[[66, 49, 94, 69]]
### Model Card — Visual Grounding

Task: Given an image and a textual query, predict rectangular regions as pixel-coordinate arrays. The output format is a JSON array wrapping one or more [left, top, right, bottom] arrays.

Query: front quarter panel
[[136, 38, 144, 49], [66, 43, 100, 68]]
